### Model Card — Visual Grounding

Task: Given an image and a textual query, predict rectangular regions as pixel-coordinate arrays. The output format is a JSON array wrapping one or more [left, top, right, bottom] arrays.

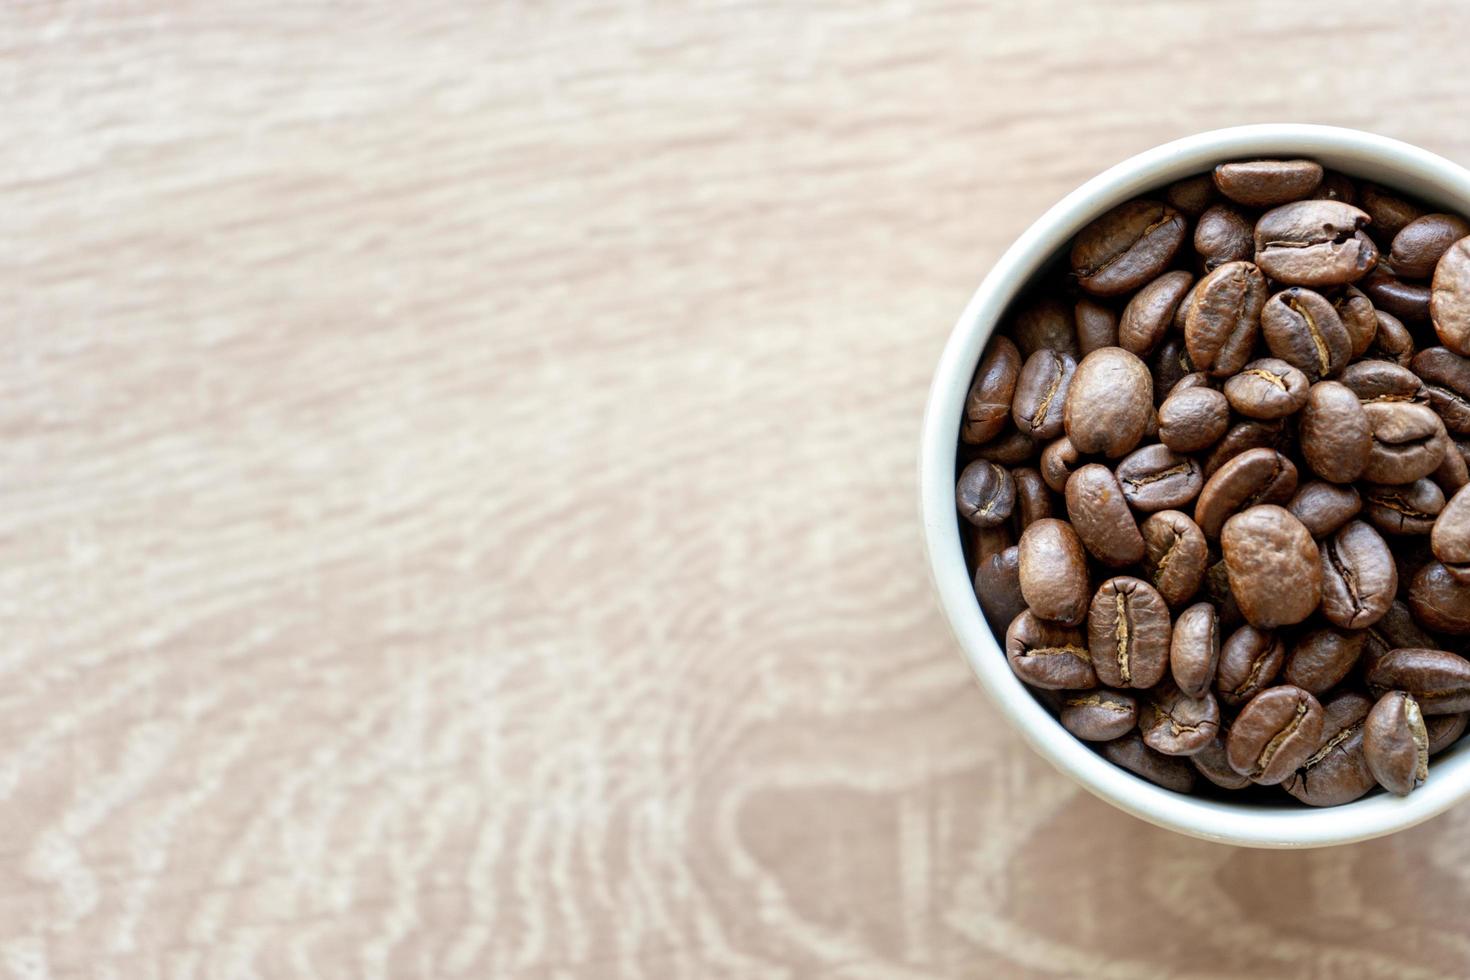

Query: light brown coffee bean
[[1170, 601, 1220, 698], [1065, 464, 1147, 567], [1115, 444, 1203, 513], [1088, 576, 1172, 689], [1391, 214, 1470, 279], [1011, 349, 1077, 439], [1261, 287, 1352, 380], [1254, 200, 1378, 287], [1221, 505, 1322, 628], [1071, 200, 1187, 297], [1334, 286, 1379, 358], [1195, 448, 1299, 539], [1039, 436, 1082, 493], [1362, 400, 1447, 484], [1185, 261, 1267, 377], [1364, 691, 1429, 796], [1194, 204, 1255, 271], [1288, 480, 1362, 537], [1227, 685, 1325, 784], [1017, 518, 1090, 626], [1006, 610, 1097, 689], [1409, 562, 1470, 635], [1064, 348, 1153, 458], [1059, 689, 1138, 742], [1431, 237, 1470, 355], [1141, 682, 1220, 756], [1319, 519, 1397, 629], [1140, 510, 1208, 608], [1158, 386, 1230, 453], [1214, 159, 1323, 207], [1432, 484, 1470, 572], [1120, 271, 1193, 356], [1367, 647, 1470, 713], [1364, 478, 1446, 536], [1223, 358, 1310, 419], [1215, 624, 1286, 707]]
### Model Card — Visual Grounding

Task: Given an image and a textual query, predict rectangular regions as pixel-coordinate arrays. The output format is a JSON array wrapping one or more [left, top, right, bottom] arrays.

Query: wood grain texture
[[7, 1, 1470, 976]]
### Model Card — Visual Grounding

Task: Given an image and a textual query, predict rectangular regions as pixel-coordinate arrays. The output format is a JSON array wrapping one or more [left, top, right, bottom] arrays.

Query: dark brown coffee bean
[[1283, 690, 1376, 806], [1185, 261, 1267, 377], [1367, 647, 1470, 713], [1203, 420, 1291, 477], [1195, 448, 1299, 538], [1009, 295, 1079, 358], [1194, 204, 1255, 272], [1360, 182, 1425, 239], [1149, 336, 1197, 403], [1288, 480, 1362, 537], [1411, 346, 1470, 434], [1261, 287, 1352, 380], [1392, 214, 1470, 279], [1039, 436, 1081, 493], [1362, 400, 1447, 484], [1361, 600, 1436, 677], [1115, 444, 1203, 513], [1221, 505, 1321, 628], [1363, 479, 1445, 536], [1164, 173, 1217, 218], [1334, 286, 1379, 358], [1088, 576, 1171, 689], [1339, 358, 1427, 404], [1064, 348, 1153, 458], [1206, 556, 1244, 630], [1363, 266, 1432, 322], [1319, 520, 1397, 629], [1313, 171, 1358, 205], [1071, 200, 1187, 297], [1158, 386, 1229, 453], [1012, 466, 1053, 530], [970, 524, 1014, 571], [1363, 691, 1429, 796], [1075, 298, 1118, 355], [1191, 730, 1253, 789], [1254, 200, 1378, 287], [1431, 238, 1470, 355], [1017, 518, 1091, 626], [1216, 625, 1286, 707], [956, 460, 1016, 528], [1140, 510, 1208, 608], [1099, 731, 1196, 793], [1366, 309, 1416, 365], [1285, 626, 1366, 694], [975, 545, 1026, 632], [1409, 562, 1470, 635], [962, 336, 1022, 444], [971, 426, 1039, 465], [1141, 682, 1220, 756], [1059, 689, 1138, 742], [1064, 464, 1146, 568], [1223, 358, 1310, 419], [1432, 485, 1470, 571], [1215, 159, 1323, 207], [1427, 712, 1469, 754], [1120, 271, 1192, 356], [1011, 349, 1077, 440], [1170, 601, 1219, 697], [1006, 610, 1096, 689], [1227, 685, 1325, 784], [1433, 434, 1470, 495], [1395, 537, 1438, 598]]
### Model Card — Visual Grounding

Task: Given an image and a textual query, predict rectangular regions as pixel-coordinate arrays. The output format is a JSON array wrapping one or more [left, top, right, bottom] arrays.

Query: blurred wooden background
[[7, 1, 1470, 976]]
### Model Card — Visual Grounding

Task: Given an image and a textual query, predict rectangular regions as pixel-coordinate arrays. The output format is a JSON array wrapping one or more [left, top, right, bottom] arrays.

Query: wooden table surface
[[9, 1, 1470, 976]]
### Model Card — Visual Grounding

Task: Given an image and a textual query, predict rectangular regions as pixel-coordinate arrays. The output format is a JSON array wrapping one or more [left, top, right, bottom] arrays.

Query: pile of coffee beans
[[959, 158, 1470, 806]]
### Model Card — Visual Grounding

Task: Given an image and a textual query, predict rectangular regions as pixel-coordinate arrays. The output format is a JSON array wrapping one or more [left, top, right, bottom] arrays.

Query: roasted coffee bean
[[1140, 510, 1208, 607], [1221, 505, 1321, 628], [1227, 685, 1325, 784], [1366, 309, 1416, 365], [1009, 295, 1079, 358], [1319, 520, 1397, 629], [1170, 601, 1219, 697], [1075, 298, 1119, 355], [956, 460, 1017, 527], [1191, 730, 1253, 789], [1433, 438, 1470, 496], [1185, 261, 1267, 377], [1411, 346, 1470, 434], [1006, 610, 1097, 689], [1012, 467, 1053, 531], [1195, 448, 1298, 538], [1148, 336, 1196, 406], [1120, 271, 1193, 356], [1064, 348, 1153, 457], [1364, 691, 1429, 795], [1203, 420, 1291, 477], [1254, 200, 1378, 287], [1285, 626, 1366, 694], [1071, 200, 1187, 297], [1215, 159, 1323, 207], [1059, 689, 1138, 741], [970, 426, 1040, 465], [1088, 577, 1172, 690], [1363, 266, 1432, 323], [1205, 557, 1244, 630], [1427, 712, 1469, 754], [1141, 682, 1220, 756], [1334, 286, 1379, 358], [1099, 731, 1197, 792], [1283, 690, 1376, 806], [1017, 518, 1091, 626], [1115, 444, 1203, 513], [1223, 358, 1310, 419], [962, 336, 1023, 444], [1361, 600, 1436, 676], [1409, 562, 1470, 635], [971, 525, 1014, 574], [1314, 171, 1358, 205], [1164, 173, 1217, 218], [975, 545, 1026, 632], [1339, 359, 1426, 404], [1039, 436, 1082, 493], [1288, 480, 1362, 537], [1360, 182, 1425, 238], [1362, 400, 1446, 484], [1363, 479, 1445, 536], [1158, 386, 1230, 453], [1431, 238, 1470, 355], [1194, 204, 1255, 271], [1216, 625, 1286, 707], [1432, 485, 1470, 571], [1012, 349, 1077, 439], [1261, 287, 1352, 380], [1392, 214, 1470, 279], [1367, 647, 1470, 713], [1066, 464, 1147, 567]]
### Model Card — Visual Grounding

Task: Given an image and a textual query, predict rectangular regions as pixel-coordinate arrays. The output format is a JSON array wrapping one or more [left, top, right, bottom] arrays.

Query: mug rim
[[918, 123, 1470, 848]]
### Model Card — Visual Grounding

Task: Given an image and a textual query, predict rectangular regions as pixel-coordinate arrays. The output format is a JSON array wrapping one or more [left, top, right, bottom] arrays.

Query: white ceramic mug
[[919, 124, 1470, 848]]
